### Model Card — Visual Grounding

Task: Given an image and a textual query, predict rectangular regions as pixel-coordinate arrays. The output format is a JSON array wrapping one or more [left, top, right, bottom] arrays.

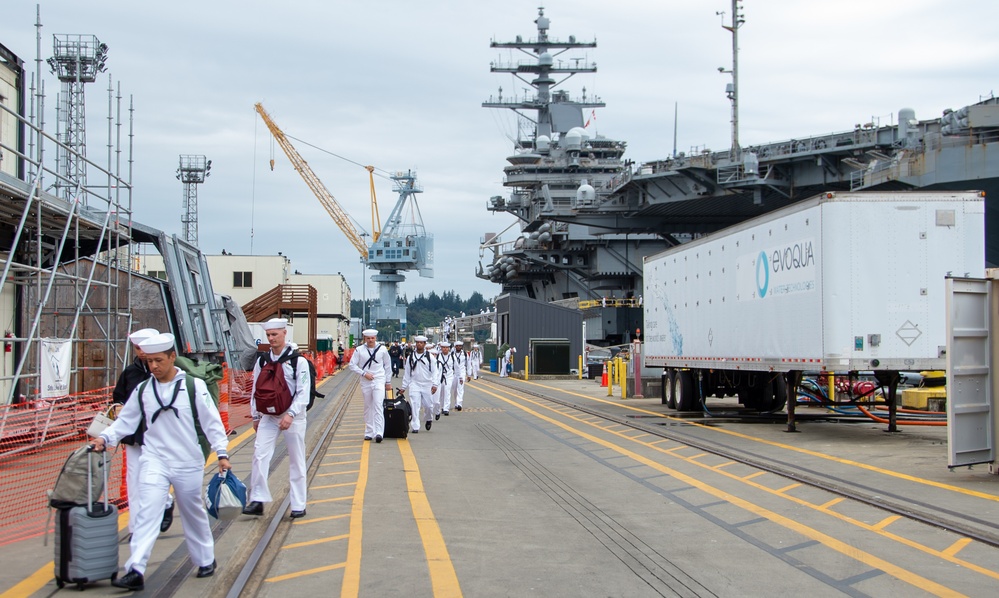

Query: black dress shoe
[[112, 569, 144, 591], [289, 509, 307, 519], [435, 412, 440, 420], [160, 503, 174, 533], [196, 560, 217, 578], [425, 420, 432, 431], [455, 405, 462, 411], [364, 436, 372, 441], [375, 435, 383, 443], [443, 410, 449, 416], [242, 501, 263, 516]]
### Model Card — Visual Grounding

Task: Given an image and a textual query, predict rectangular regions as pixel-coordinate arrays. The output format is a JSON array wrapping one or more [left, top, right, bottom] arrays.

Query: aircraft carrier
[[478, 8, 998, 337]]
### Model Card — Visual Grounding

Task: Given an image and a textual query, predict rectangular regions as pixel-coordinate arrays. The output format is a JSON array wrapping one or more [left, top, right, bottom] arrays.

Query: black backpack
[[256, 351, 325, 411]]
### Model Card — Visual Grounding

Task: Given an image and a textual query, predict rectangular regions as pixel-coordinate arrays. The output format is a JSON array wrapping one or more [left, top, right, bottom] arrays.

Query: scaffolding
[[0, 14, 134, 405]]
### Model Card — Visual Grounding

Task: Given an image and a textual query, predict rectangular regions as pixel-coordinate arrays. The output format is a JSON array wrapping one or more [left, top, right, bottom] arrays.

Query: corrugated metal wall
[[495, 294, 582, 374]]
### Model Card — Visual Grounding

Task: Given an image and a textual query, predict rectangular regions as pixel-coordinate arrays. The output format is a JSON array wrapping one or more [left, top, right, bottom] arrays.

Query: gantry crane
[[254, 103, 434, 335]]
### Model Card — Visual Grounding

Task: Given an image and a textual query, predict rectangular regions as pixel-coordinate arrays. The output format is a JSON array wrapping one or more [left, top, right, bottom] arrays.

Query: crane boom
[[254, 102, 369, 260]]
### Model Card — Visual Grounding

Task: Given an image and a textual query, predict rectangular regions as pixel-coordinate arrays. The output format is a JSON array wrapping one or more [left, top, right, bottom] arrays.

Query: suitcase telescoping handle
[[85, 446, 110, 514]]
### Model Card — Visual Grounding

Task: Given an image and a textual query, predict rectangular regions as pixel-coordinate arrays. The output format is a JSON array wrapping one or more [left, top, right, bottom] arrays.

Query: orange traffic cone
[[600, 362, 609, 387]]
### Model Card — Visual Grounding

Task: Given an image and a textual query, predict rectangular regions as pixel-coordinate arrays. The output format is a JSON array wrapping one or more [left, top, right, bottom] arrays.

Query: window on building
[[233, 271, 253, 288], [148, 270, 167, 281]]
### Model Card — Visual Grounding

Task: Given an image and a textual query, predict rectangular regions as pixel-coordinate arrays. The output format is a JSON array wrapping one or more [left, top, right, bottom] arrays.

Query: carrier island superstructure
[[478, 8, 999, 345]]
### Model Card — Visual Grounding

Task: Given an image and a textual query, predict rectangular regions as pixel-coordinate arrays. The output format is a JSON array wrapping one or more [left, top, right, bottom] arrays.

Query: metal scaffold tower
[[177, 155, 211, 245], [0, 13, 134, 405], [46, 34, 107, 203]]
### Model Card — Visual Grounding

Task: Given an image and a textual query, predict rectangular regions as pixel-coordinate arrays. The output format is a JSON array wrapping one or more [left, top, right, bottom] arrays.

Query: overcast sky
[[3, 0, 997, 305]]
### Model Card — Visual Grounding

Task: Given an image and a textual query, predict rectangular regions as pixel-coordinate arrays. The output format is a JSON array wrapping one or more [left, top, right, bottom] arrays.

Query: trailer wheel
[[661, 370, 676, 408], [674, 370, 698, 411]]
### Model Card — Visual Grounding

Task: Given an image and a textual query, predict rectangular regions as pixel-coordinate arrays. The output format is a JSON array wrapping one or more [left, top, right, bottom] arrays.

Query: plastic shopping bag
[[86, 405, 117, 438], [205, 469, 247, 520]]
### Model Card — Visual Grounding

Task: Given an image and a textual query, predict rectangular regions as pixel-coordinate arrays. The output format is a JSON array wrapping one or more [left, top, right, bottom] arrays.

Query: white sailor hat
[[413, 335, 428, 342], [261, 318, 288, 330], [362, 328, 378, 337], [139, 332, 175, 354], [439, 341, 451, 347], [511, 347, 517, 352], [454, 340, 464, 346], [128, 328, 159, 346]]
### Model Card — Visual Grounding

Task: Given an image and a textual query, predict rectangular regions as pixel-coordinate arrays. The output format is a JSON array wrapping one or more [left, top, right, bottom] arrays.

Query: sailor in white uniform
[[348, 329, 392, 441], [433, 341, 455, 416], [450, 340, 469, 411], [243, 318, 311, 519], [500, 346, 516, 377], [400, 335, 438, 432], [469, 344, 482, 380], [92, 333, 229, 591]]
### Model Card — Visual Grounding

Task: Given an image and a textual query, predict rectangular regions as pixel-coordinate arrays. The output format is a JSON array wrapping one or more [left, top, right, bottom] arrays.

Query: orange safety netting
[[0, 388, 126, 546], [0, 353, 344, 547]]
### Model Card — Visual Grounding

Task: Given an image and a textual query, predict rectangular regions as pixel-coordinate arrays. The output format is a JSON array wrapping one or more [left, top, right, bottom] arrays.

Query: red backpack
[[254, 353, 295, 416]]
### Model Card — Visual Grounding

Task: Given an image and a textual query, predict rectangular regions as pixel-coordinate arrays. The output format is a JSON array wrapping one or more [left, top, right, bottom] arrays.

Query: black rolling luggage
[[383, 393, 412, 439], [53, 448, 119, 590]]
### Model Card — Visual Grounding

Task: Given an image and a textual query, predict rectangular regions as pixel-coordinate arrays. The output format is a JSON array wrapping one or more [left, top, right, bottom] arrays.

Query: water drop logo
[[756, 251, 769, 298]]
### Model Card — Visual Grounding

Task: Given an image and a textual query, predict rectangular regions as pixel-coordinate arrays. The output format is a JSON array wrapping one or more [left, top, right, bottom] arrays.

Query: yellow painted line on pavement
[[398, 440, 463, 597], [872, 516, 901, 531], [712, 461, 737, 470], [321, 459, 361, 467], [742, 471, 765, 481], [943, 538, 973, 557], [775, 483, 801, 494], [340, 438, 370, 597], [1, 425, 258, 598], [317, 469, 360, 478], [481, 385, 965, 598], [819, 497, 844, 509], [325, 451, 361, 457], [307, 496, 352, 505], [283, 534, 349, 550], [313, 481, 357, 490], [294, 513, 350, 525], [521, 378, 999, 503], [266, 562, 346, 582]]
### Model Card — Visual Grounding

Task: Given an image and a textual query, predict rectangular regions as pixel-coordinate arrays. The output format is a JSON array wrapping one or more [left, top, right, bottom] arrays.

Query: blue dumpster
[[489, 358, 498, 372]]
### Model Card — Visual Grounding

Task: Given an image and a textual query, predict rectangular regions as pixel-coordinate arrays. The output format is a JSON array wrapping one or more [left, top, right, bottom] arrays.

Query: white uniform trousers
[[450, 374, 465, 408], [471, 358, 480, 379], [500, 356, 509, 377], [250, 412, 308, 511], [359, 381, 386, 438], [124, 444, 174, 533], [408, 385, 435, 429], [434, 373, 453, 413], [124, 444, 142, 533], [124, 456, 213, 574]]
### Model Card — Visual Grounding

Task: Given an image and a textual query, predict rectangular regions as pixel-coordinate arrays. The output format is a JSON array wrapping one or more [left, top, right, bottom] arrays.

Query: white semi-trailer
[[642, 191, 985, 428]]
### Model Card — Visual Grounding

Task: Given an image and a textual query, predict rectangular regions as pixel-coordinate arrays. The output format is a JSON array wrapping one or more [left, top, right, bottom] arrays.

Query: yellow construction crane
[[254, 102, 370, 259]]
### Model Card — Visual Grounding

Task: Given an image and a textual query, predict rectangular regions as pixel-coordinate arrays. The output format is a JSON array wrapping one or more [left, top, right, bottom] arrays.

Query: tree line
[[350, 291, 491, 338]]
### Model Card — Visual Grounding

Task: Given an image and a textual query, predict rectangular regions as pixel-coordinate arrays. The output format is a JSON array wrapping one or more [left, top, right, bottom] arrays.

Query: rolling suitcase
[[54, 448, 119, 590], [383, 393, 412, 439]]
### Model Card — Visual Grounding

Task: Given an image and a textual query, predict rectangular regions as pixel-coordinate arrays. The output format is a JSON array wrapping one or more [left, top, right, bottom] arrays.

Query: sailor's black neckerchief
[[362, 345, 380, 369], [409, 351, 431, 371], [150, 377, 183, 423]]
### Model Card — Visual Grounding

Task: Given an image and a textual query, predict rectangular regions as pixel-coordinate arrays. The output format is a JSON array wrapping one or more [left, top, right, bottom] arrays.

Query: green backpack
[[174, 356, 223, 406]]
